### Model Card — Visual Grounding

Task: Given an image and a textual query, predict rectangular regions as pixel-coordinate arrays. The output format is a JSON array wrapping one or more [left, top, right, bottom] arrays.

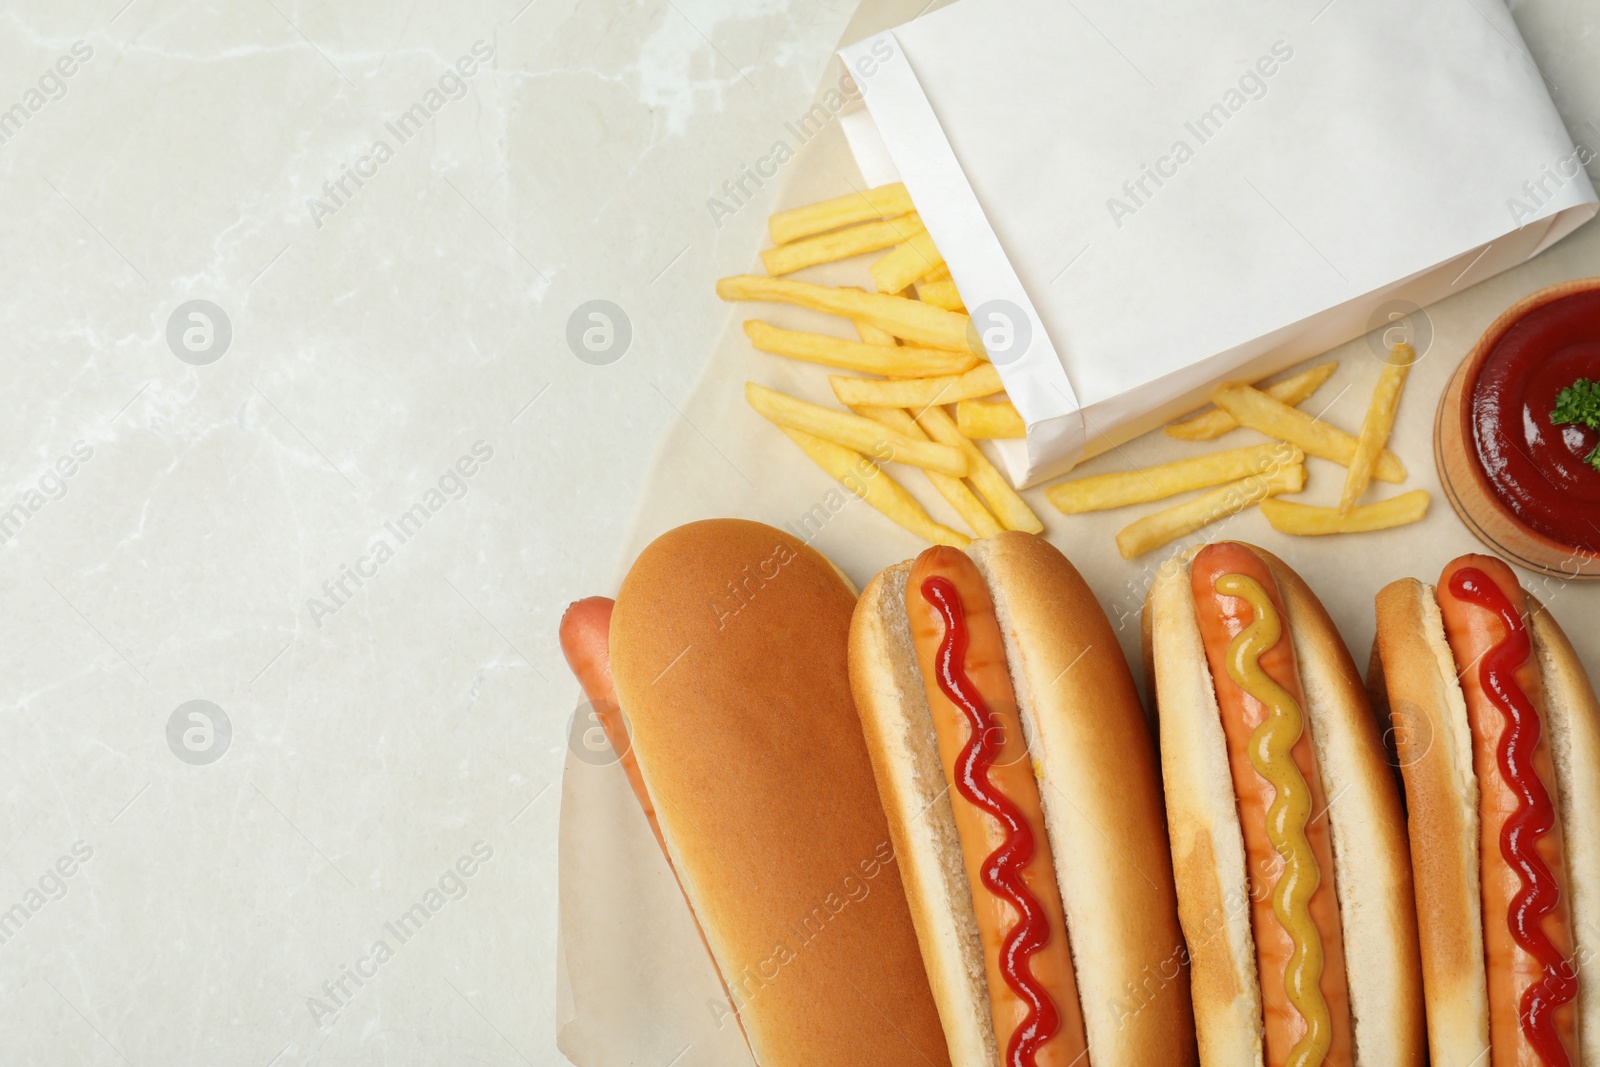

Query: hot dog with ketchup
[[851, 532, 1196, 1067], [1373, 553, 1600, 1066], [1145, 541, 1424, 1066]]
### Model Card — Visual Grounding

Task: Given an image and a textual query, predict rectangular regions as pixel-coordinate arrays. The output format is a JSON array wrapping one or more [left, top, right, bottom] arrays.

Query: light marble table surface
[[6, 1, 1600, 1066], [0, 0, 858, 1063]]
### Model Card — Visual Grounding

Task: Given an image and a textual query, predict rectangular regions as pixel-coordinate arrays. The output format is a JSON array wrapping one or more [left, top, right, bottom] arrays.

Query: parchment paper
[[555, 2, 1600, 1063]]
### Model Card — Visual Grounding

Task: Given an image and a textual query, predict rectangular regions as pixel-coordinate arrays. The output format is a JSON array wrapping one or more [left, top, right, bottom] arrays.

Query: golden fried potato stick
[[1114, 461, 1305, 559], [717, 275, 973, 351], [768, 183, 916, 246], [956, 398, 1025, 439], [854, 405, 1004, 538], [1211, 382, 1406, 482], [744, 321, 977, 378], [871, 230, 946, 294], [829, 364, 1003, 409], [1165, 362, 1338, 441], [913, 404, 1044, 534], [1262, 489, 1430, 535], [1047, 441, 1300, 515], [759, 214, 924, 276], [778, 426, 970, 548], [745, 382, 967, 476], [915, 277, 964, 312], [854, 318, 900, 347], [1339, 343, 1415, 514]]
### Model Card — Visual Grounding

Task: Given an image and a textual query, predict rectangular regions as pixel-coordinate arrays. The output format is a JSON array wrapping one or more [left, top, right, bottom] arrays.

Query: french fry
[[1165, 362, 1338, 441], [745, 382, 967, 476], [717, 275, 973, 351], [760, 214, 923, 276], [1114, 461, 1305, 559], [872, 230, 946, 294], [745, 321, 977, 377], [1047, 441, 1300, 515], [778, 426, 970, 548], [830, 364, 1003, 409], [914, 404, 1044, 534], [916, 277, 965, 312], [1261, 490, 1430, 535], [854, 318, 899, 347], [768, 183, 915, 246], [1339, 343, 1416, 514], [854, 405, 1004, 538], [956, 398, 1025, 439], [1211, 382, 1406, 482]]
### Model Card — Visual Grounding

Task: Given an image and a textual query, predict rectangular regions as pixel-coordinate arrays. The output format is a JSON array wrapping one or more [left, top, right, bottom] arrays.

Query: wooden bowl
[[1435, 276, 1600, 579]]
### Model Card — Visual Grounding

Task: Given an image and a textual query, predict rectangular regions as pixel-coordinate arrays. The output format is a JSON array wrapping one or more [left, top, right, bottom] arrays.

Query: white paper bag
[[840, 0, 1597, 486]]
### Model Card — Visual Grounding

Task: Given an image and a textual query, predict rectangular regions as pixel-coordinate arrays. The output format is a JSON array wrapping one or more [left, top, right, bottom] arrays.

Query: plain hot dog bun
[[849, 531, 1196, 1067], [1371, 558, 1600, 1065], [1144, 541, 1423, 1065], [608, 518, 950, 1067]]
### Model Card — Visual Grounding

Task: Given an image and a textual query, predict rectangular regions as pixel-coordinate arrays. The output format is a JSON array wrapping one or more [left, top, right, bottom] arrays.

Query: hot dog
[[851, 532, 1196, 1067], [560, 519, 951, 1067], [907, 546, 1088, 1065], [1145, 541, 1424, 1066], [1373, 553, 1600, 1066], [560, 594, 751, 1047], [1189, 543, 1355, 1066]]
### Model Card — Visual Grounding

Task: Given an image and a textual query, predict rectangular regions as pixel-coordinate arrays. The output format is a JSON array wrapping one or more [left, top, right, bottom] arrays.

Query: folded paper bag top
[[839, 0, 1597, 487]]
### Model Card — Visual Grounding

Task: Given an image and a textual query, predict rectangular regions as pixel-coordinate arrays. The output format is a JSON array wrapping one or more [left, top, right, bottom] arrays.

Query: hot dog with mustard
[[1372, 553, 1600, 1066], [851, 532, 1197, 1067], [1145, 541, 1424, 1066]]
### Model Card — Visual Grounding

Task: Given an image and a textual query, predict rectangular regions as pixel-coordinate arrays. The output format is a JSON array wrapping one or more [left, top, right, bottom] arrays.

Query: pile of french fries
[[1048, 346, 1430, 558], [723, 180, 1430, 560], [718, 183, 1042, 549]]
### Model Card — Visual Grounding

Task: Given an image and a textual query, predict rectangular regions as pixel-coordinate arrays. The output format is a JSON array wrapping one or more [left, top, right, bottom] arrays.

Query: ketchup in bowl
[[1468, 288, 1600, 553]]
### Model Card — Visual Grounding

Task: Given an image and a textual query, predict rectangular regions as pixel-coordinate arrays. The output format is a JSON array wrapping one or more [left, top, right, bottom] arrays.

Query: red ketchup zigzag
[[1451, 567, 1578, 1066], [922, 575, 1060, 1067]]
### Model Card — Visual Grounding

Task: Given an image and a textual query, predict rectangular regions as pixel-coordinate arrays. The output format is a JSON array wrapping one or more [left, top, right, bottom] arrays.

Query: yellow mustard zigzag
[[1217, 573, 1330, 1067]]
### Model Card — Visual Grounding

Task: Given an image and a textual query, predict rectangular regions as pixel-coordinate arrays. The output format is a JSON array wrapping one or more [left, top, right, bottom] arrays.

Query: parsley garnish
[[1551, 378, 1600, 473]]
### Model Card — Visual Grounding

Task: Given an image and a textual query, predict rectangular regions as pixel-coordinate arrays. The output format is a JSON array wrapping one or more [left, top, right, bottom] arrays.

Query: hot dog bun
[[609, 519, 950, 1067], [1371, 565, 1600, 1065], [1145, 542, 1424, 1065], [849, 531, 1196, 1067]]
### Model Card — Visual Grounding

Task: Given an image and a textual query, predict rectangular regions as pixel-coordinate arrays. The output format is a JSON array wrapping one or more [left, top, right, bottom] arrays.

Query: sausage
[[1437, 555, 1579, 1066], [559, 597, 665, 844], [1190, 542, 1353, 1067], [905, 546, 1088, 1067]]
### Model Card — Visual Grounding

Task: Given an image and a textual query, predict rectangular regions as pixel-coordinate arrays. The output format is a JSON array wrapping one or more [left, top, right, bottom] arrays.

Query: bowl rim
[[1447, 275, 1600, 559]]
